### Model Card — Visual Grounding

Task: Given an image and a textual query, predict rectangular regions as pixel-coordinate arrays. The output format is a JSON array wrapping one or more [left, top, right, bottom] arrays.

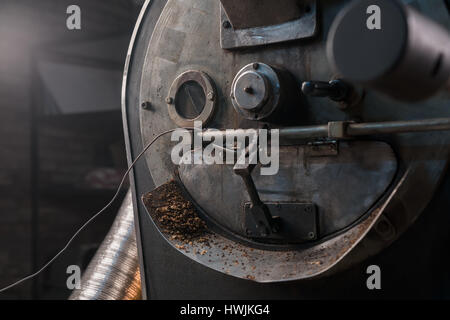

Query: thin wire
[[0, 128, 192, 294]]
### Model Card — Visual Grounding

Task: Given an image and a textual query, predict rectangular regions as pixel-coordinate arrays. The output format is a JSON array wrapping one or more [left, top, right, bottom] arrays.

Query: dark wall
[[0, 0, 142, 299]]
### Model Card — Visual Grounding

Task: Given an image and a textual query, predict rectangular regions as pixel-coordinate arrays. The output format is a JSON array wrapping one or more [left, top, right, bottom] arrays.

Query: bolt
[[165, 97, 173, 104], [252, 63, 259, 70], [207, 91, 215, 101], [302, 80, 350, 102], [222, 20, 231, 29], [260, 227, 269, 237], [308, 232, 315, 239], [243, 86, 254, 94], [141, 101, 151, 110]]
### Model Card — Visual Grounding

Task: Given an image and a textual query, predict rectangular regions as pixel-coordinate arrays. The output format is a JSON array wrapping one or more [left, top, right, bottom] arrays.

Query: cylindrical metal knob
[[327, 0, 450, 102], [231, 62, 283, 121], [232, 70, 270, 111], [301, 80, 350, 101]]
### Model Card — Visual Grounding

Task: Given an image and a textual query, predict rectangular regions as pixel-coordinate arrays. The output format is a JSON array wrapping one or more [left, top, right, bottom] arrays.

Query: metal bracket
[[307, 140, 339, 157], [220, 1, 318, 50], [233, 161, 280, 238], [244, 202, 317, 243], [328, 121, 353, 139]]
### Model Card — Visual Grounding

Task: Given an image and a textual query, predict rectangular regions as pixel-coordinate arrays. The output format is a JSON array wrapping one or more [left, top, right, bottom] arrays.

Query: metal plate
[[179, 141, 397, 241], [220, 1, 318, 49], [219, 0, 306, 30], [244, 202, 318, 242]]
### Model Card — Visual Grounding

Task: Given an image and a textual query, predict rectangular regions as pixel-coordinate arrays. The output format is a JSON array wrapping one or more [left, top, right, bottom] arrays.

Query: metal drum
[[122, 0, 450, 298]]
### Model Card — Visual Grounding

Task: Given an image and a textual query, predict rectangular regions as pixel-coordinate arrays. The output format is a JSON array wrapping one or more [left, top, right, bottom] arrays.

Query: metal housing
[[122, 0, 450, 298]]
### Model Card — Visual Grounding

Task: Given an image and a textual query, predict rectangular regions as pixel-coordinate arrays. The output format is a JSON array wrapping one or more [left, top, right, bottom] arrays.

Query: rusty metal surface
[[140, 175, 407, 282], [220, 0, 305, 30], [128, 0, 450, 286], [179, 141, 397, 241]]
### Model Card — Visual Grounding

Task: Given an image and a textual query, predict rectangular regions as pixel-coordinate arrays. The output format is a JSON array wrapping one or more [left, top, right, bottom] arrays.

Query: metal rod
[[279, 124, 328, 139], [199, 117, 450, 141], [346, 118, 450, 136]]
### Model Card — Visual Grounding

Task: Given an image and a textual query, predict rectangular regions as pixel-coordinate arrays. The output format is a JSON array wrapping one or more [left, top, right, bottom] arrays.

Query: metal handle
[[280, 118, 450, 140], [200, 117, 450, 141]]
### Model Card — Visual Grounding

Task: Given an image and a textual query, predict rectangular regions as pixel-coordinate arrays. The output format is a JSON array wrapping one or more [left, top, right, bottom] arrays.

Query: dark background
[[0, 0, 143, 299], [0, 0, 449, 301]]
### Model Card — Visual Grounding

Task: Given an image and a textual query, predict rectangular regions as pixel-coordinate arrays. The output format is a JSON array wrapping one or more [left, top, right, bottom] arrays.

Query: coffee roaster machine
[[119, 0, 450, 299]]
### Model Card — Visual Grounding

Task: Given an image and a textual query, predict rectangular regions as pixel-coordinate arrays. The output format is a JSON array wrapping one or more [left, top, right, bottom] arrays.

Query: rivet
[[141, 101, 151, 110], [223, 20, 232, 29], [207, 92, 215, 101]]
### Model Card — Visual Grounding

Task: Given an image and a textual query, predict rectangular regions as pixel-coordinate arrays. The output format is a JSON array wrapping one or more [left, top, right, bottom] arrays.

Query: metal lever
[[233, 161, 280, 238], [301, 79, 350, 102], [200, 118, 450, 141]]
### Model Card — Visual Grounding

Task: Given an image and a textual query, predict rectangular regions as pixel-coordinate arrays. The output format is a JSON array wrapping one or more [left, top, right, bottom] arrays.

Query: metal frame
[[220, 1, 318, 49]]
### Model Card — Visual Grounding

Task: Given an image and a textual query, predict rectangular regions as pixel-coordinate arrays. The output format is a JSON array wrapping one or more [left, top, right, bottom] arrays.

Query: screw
[[260, 227, 269, 237], [222, 20, 231, 29], [252, 63, 259, 70], [165, 97, 173, 104], [207, 91, 215, 101], [141, 101, 151, 110], [243, 86, 254, 94], [308, 232, 315, 239]]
